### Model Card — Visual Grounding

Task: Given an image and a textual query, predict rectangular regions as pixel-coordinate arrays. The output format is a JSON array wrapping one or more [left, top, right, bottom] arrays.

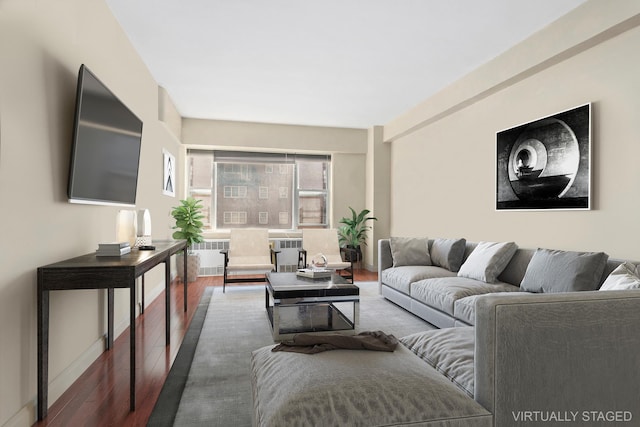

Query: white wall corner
[[158, 85, 183, 141]]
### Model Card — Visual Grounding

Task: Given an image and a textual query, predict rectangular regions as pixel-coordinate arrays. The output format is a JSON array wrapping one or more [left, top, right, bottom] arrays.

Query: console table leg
[[140, 276, 145, 315], [37, 285, 49, 420], [107, 288, 114, 350], [165, 259, 171, 345], [183, 251, 188, 312], [130, 284, 136, 411]]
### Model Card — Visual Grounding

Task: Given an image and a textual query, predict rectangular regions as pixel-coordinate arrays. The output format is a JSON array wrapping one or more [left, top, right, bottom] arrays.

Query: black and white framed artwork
[[163, 149, 175, 197], [496, 103, 591, 210]]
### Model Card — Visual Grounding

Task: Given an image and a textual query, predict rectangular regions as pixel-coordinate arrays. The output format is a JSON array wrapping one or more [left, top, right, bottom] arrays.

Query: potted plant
[[337, 207, 377, 263], [171, 197, 205, 282]]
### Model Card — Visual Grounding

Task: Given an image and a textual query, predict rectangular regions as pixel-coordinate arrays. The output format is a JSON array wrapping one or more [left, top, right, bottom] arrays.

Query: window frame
[[186, 149, 331, 231]]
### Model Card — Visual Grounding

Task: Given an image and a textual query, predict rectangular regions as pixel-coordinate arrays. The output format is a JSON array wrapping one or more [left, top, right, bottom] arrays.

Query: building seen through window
[[187, 150, 330, 230]]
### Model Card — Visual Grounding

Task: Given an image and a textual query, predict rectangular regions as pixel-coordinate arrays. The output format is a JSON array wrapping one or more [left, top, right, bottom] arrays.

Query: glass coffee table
[[265, 272, 360, 341]]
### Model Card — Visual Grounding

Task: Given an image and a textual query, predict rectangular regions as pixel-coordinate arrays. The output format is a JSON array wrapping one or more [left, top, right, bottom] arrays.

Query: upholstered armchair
[[222, 229, 278, 292], [298, 228, 354, 283]]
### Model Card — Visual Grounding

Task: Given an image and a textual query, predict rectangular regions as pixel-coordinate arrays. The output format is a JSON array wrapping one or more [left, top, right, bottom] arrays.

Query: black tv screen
[[68, 64, 143, 207]]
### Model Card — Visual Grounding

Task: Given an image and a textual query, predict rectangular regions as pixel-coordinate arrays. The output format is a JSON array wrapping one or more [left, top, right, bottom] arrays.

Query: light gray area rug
[[171, 282, 435, 426]]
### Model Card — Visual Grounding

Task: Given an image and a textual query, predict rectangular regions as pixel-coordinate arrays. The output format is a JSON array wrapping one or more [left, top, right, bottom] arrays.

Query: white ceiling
[[105, 0, 586, 129]]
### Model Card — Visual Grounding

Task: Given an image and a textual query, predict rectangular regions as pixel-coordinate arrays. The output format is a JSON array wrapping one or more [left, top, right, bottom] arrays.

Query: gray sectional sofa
[[378, 237, 624, 328], [251, 237, 640, 426]]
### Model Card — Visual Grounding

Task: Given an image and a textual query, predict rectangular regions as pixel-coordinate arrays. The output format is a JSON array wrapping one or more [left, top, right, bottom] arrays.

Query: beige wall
[[331, 153, 366, 230], [0, 1, 182, 425], [384, 1, 640, 259], [181, 118, 369, 234]]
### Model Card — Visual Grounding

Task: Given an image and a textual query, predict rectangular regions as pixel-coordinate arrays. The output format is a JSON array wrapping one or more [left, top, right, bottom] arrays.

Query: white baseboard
[[3, 401, 35, 427], [14, 338, 106, 426], [49, 337, 105, 406]]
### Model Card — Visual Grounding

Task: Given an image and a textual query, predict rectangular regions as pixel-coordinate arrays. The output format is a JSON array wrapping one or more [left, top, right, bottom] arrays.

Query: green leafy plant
[[171, 197, 205, 251], [337, 207, 377, 249]]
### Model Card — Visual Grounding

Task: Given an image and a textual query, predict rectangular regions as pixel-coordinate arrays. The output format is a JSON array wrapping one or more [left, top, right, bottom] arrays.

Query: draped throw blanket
[[271, 330, 398, 354]]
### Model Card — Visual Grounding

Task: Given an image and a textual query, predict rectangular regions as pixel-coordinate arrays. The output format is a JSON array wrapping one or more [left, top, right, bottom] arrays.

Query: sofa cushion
[[400, 327, 475, 397], [457, 241, 518, 283], [454, 292, 534, 325], [410, 277, 521, 315], [600, 261, 640, 291], [520, 248, 608, 293], [382, 266, 456, 295], [390, 236, 431, 267], [430, 237, 467, 272]]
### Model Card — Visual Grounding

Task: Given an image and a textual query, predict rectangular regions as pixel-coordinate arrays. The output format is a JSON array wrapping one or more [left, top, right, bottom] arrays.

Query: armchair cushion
[[227, 255, 274, 271]]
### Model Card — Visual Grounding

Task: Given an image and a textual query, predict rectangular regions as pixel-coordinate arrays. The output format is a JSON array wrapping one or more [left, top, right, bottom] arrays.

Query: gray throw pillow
[[457, 241, 518, 283], [389, 237, 431, 267], [520, 248, 609, 293], [430, 238, 466, 272]]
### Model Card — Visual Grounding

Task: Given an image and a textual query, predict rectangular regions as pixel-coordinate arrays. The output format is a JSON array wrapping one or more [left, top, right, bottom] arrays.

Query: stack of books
[[296, 268, 333, 279], [96, 242, 131, 257]]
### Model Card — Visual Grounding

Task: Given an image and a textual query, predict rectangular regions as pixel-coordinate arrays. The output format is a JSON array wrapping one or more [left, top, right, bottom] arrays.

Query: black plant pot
[[342, 245, 362, 263]]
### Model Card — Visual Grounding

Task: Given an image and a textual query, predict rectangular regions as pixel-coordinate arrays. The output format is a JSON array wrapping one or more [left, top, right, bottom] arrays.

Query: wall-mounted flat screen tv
[[67, 64, 143, 207]]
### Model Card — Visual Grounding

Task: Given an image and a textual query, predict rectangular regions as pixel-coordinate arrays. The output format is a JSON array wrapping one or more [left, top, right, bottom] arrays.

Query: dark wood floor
[[33, 269, 378, 427]]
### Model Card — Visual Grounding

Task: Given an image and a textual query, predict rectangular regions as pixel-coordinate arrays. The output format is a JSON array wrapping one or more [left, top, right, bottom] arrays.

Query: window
[[223, 163, 250, 180], [223, 186, 247, 198], [223, 211, 247, 224], [259, 186, 269, 199], [297, 159, 329, 227], [186, 151, 214, 229], [259, 212, 269, 224], [186, 150, 330, 230]]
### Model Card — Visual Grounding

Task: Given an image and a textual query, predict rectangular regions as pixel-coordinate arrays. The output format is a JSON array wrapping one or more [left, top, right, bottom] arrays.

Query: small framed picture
[[496, 103, 591, 211], [163, 149, 175, 197]]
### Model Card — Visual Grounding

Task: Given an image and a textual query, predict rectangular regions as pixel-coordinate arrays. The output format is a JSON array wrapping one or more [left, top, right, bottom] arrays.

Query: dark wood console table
[[36, 240, 188, 420]]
